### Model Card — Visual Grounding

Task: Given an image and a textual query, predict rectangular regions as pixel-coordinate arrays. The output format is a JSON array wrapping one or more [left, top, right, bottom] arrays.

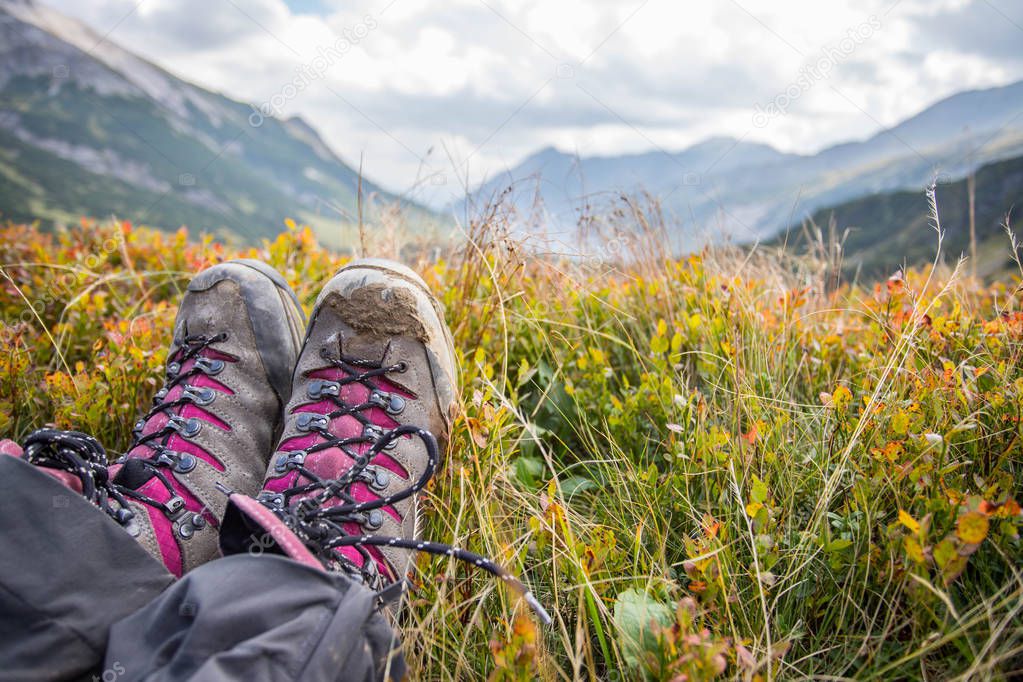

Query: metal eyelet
[[183, 386, 216, 406], [177, 522, 194, 539], [191, 513, 207, 529], [363, 509, 384, 530], [368, 467, 390, 491], [307, 379, 341, 400], [169, 415, 203, 438], [175, 454, 197, 473], [363, 424, 397, 449], [257, 491, 285, 509], [387, 395, 405, 414], [274, 450, 306, 473], [369, 391, 406, 415], [154, 387, 169, 401], [164, 495, 186, 517], [296, 413, 329, 432], [155, 449, 197, 473], [194, 357, 225, 375], [155, 450, 178, 467], [167, 362, 181, 377]]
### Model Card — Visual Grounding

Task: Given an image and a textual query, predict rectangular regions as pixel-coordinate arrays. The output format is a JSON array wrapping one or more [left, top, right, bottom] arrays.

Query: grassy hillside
[[777, 154, 1023, 279], [0, 75, 441, 248], [1, 216, 1022, 680]]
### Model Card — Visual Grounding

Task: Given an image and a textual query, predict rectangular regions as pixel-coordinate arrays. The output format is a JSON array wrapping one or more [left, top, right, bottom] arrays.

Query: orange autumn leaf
[[979, 499, 1022, 518], [742, 423, 758, 444]]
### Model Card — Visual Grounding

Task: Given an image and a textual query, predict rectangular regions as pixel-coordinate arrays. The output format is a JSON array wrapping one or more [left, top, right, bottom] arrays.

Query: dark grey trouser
[[0, 456, 406, 682]]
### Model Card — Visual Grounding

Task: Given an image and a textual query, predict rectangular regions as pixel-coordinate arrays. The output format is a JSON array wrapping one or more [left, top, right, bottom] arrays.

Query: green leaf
[[511, 456, 544, 488], [933, 537, 957, 569], [751, 475, 768, 504], [515, 359, 537, 388], [613, 588, 673, 669], [561, 475, 599, 498], [650, 334, 669, 354], [825, 538, 853, 552], [941, 555, 969, 586], [976, 371, 997, 393]]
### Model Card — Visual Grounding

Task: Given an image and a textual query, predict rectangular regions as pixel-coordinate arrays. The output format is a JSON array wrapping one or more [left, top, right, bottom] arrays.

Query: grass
[[1, 203, 1022, 680]]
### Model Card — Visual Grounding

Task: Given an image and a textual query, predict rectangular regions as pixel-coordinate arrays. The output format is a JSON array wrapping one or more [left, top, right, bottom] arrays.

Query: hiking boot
[[231, 258, 457, 587], [219, 259, 549, 622], [20, 260, 305, 576]]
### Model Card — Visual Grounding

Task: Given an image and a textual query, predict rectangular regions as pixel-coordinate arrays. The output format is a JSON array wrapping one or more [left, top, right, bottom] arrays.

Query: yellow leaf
[[904, 536, 925, 564], [657, 318, 667, 336], [898, 510, 920, 535], [745, 501, 763, 518], [751, 475, 768, 504], [670, 332, 683, 353], [284, 217, 297, 230], [832, 385, 852, 411], [891, 411, 910, 436], [956, 511, 989, 544]]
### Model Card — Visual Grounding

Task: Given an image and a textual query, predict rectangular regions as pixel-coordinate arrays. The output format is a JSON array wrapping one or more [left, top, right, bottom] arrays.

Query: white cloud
[[41, 0, 1023, 206]]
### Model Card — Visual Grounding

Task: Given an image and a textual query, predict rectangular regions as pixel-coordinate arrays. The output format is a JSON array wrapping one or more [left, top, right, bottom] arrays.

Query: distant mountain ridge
[[0, 0, 425, 244], [774, 152, 1023, 278], [469, 80, 1023, 249]]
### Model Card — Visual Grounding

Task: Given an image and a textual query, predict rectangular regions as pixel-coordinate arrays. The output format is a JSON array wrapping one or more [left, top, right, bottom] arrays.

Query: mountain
[[0, 0, 428, 245], [468, 137, 800, 235], [468, 81, 1023, 250], [493, 137, 797, 198], [774, 153, 1023, 278]]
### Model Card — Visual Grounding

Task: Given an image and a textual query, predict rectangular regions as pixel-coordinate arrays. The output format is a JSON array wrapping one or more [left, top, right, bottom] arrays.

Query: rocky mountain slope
[[469, 80, 1023, 250], [0, 0, 426, 244]]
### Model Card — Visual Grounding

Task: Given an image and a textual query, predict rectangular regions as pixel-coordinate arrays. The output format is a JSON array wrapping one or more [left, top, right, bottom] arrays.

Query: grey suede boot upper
[[256, 258, 458, 586], [111, 259, 305, 576]]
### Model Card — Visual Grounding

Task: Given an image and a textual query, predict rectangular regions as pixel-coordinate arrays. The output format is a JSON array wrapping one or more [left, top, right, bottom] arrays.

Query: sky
[[43, 0, 1023, 207]]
